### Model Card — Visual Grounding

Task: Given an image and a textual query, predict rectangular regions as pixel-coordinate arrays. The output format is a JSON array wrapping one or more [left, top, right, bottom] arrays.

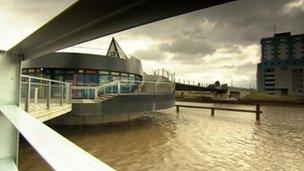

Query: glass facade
[[22, 68, 142, 98]]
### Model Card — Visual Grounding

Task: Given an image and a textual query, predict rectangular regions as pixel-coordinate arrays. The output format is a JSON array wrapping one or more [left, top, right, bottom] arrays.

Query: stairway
[[141, 74, 174, 94], [97, 94, 117, 102]]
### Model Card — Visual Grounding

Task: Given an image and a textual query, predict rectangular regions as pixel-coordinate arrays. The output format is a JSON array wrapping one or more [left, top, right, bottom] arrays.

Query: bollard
[[211, 108, 215, 116], [34, 87, 38, 103], [176, 106, 180, 113], [256, 104, 261, 121]]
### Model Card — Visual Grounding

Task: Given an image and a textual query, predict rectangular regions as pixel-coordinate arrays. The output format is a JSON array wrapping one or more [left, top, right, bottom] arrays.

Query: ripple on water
[[19, 103, 304, 171]]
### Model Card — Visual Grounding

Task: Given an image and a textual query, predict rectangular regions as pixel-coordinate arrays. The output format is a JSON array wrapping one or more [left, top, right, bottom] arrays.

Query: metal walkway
[[20, 75, 73, 122]]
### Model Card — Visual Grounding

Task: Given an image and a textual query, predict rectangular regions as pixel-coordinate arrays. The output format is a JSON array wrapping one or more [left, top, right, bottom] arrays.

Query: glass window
[[111, 72, 119, 76], [121, 73, 128, 77], [85, 70, 97, 74], [99, 71, 109, 75], [28, 69, 35, 73]]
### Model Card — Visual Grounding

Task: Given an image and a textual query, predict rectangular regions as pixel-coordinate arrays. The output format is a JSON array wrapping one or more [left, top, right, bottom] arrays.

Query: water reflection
[[19, 103, 304, 170]]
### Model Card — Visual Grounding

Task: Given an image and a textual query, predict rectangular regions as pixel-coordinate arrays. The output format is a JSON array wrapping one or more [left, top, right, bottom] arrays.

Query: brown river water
[[19, 102, 304, 170]]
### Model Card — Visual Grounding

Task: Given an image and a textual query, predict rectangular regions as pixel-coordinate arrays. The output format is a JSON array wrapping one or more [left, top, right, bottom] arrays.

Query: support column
[[211, 108, 215, 116], [0, 51, 21, 167], [256, 104, 261, 121], [60, 83, 64, 106]]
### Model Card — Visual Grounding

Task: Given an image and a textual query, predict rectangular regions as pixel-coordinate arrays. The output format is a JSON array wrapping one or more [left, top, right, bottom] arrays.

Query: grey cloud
[[118, 0, 303, 47], [160, 38, 216, 56], [132, 45, 166, 61], [171, 53, 205, 64]]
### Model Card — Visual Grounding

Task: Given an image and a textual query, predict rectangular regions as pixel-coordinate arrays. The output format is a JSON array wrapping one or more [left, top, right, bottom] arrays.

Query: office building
[[257, 32, 304, 95]]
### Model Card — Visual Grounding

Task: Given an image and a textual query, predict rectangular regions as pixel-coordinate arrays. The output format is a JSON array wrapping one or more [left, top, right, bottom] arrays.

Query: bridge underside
[[8, 0, 235, 59]]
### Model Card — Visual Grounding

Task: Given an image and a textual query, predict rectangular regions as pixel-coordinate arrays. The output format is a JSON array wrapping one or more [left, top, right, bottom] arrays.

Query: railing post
[[94, 87, 98, 101], [129, 81, 131, 94], [138, 83, 141, 94], [25, 77, 31, 112], [174, 73, 175, 82], [69, 84, 72, 103], [256, 104, 261, 121], [176, 106, 179, 113], [60, 83, 64, 106], [34, 87, 38, 103], [154, 82, 157, 94], [117, 80, 121, 95], [47, 81, 51, 109], [65, 83, 69, 103]]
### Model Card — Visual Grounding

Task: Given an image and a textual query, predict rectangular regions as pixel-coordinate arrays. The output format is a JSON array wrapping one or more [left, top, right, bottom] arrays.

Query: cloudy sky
[[0, 0, 303, 88]]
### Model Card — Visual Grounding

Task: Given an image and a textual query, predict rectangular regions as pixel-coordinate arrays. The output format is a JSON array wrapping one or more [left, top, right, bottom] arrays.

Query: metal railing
[[20, 75, 71, 113], [153, 68, 175, 82], [20, 75, 175, 107], [97, 80, 175, 95]]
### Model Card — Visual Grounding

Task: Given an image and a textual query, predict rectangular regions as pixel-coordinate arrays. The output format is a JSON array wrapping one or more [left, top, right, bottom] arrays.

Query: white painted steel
[[0, 105, 115, 171], [153, 68, 175, 83], [0, 158, 18, 171], [34, 88, 38, 103]]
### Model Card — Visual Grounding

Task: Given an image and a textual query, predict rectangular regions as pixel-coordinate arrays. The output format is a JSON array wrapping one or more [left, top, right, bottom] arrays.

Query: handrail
[[153, 68, 175, 82], [96, 79, 175, 96], [20, 75, 175, 104], [0, 105, 115, 171], [21, 74, 67, 84]]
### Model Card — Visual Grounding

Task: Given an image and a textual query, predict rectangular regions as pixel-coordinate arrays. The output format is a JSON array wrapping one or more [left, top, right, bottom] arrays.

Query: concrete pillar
[[0, 51, 21, 167]]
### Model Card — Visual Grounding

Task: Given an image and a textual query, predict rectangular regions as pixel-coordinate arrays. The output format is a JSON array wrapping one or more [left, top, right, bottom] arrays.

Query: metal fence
[[20, 75, 71, 113], [20, 75, 175, 107], [97, 80, 175, 95], [153, 68, 175, 82]]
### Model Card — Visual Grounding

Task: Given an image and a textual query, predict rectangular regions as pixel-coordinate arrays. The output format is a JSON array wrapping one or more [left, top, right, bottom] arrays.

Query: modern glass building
[[22, 38, 144, 98], [257, 32, 304, 95]]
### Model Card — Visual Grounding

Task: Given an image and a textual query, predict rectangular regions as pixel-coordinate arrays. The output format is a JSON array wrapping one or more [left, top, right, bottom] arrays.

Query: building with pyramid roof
[[21, 38, 175, 125]]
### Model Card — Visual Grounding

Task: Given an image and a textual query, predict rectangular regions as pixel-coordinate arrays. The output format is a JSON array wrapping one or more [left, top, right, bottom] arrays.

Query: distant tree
[[214, 80, 220, 88], [221, 84, 228, 91]]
